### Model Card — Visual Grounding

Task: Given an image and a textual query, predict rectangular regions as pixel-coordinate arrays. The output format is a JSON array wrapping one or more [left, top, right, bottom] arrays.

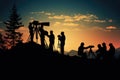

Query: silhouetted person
[[102, 42, 107, 59], [47, 30, 55, 52], [58, 32, 66, 55], [39, 26, 48, 48], [78, 42, 89, 58], [96, 44, 104, 60], [28, 22, 34, 42], [108, 43, 115, 61]]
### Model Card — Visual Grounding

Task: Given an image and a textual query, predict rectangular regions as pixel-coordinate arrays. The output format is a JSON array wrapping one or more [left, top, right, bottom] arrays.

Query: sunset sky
[[0, 0, 120, 51]]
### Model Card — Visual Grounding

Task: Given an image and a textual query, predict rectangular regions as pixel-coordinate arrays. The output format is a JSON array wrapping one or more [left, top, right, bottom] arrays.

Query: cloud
[[53, 21, 79, 27], [73, 14, 98, 21], [106, 26, 117, 30], [30, 11, 110, 24], [108, 19, 113, 22], [49, 15, 75, 22], [49, 15, 65, 19], [30, 11, 54, 16], [63, 22, 79, 27], [45, 13, 52, 16], [73, 14, 107, 23], [64, 18, 74, 22], [48, 13, 107, 23], [64, 16, 74, 22], [49, 14, 98, 21], [30, 11, 113, 28], [94, 20, 106, 23], [30, 11, 45, 14], [53, 22, 61, 26], [45, 12, 54, 16]]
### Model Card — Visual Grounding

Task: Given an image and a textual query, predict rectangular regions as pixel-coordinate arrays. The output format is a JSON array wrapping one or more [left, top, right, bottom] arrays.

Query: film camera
[[32, 20, 50, 26], [31, 20, 49, 36]]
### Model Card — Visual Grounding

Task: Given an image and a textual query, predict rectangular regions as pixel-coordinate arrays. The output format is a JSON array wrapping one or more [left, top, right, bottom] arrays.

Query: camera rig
[[28, 20, 50, 44], [32, 20, 50, 26]]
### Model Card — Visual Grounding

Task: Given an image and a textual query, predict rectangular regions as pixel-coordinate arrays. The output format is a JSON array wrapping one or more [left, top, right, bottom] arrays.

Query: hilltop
[[0, 42, 120, 65]]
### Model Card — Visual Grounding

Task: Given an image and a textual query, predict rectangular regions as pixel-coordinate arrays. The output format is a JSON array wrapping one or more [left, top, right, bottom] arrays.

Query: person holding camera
[[78, 42, 90, 58], [58, 32, 66, 55]]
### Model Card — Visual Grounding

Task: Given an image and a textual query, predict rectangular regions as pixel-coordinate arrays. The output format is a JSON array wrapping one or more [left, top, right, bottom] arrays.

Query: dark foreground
[[0, 42, 120, 65]]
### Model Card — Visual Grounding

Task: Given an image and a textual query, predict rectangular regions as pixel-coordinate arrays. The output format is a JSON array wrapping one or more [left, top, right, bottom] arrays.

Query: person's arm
[[47, 35, 50, 38], [84, 46, 90, 49]]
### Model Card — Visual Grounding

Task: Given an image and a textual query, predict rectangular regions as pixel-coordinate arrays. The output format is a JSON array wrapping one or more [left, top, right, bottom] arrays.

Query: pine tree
[[0, 33, 4, 49], [4, 4, 23, 49]]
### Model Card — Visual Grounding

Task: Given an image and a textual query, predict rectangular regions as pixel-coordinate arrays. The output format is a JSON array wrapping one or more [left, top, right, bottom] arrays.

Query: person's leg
[[61, 45, 64, 55]]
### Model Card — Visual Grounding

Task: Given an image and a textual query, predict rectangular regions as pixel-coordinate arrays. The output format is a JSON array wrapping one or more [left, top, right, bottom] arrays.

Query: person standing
[[78, 42, 89, 58], [108, 43, 115, 62], [102, 42, 107, 59], [58, 32, 66, 55], [47, 30, 55, 52], [28, 22, 34, 42]]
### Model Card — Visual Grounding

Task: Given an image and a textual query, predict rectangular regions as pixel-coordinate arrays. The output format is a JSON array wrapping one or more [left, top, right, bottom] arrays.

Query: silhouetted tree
[[0, 33, 5, 49], [4, 4, 23, 49]]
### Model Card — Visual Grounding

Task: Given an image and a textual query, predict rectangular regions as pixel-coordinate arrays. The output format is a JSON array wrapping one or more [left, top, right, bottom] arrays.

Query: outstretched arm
[[84, 46, 90, 49]]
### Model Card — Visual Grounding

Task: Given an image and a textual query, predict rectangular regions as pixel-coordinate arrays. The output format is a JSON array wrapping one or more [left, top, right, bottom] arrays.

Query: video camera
[[32, 20, 50, 26]]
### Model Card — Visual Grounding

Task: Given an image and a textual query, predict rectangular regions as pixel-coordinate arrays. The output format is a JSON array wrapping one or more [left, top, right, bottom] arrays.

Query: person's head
[[50, 30, 53, 34], [109, 43, 113, 47], [102, 42, 106, 46], [97, 44, 101, 48], [80, 42, 84, 46], [61, 32, 64, 35]]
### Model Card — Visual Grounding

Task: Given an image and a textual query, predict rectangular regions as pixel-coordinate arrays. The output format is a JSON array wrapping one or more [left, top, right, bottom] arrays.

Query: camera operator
[[78, 42, 92, 58], [39, 25, 48, 48], [58, 32, 66, 55], [28, 22, 34, 42]]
